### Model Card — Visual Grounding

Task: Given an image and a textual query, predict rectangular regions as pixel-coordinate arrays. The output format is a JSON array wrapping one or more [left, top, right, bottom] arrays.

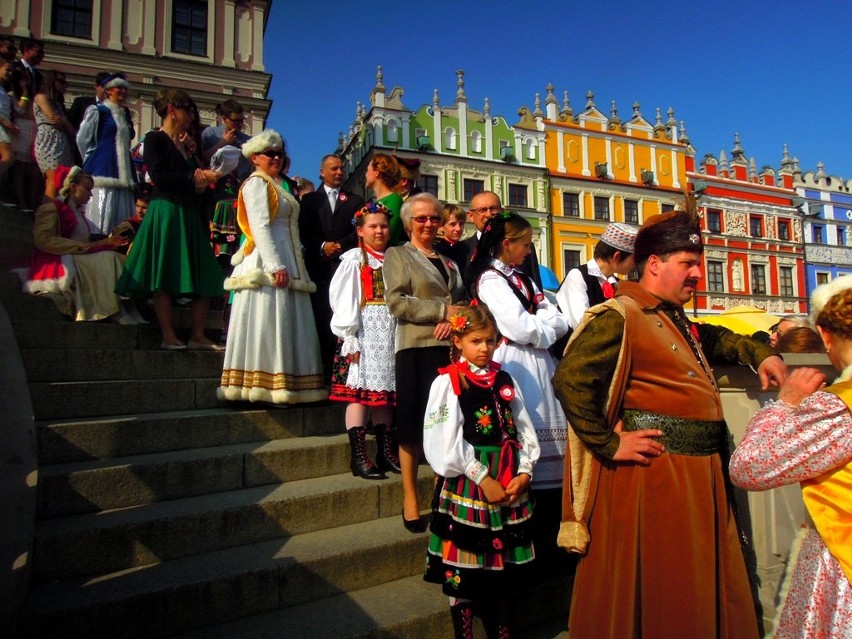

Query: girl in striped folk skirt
[[422, 305, 540, 639]]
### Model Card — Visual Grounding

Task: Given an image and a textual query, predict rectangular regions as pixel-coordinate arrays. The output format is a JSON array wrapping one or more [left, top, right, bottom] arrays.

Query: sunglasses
[[412, 215, 441, 224], [259, 150, 284, 159]]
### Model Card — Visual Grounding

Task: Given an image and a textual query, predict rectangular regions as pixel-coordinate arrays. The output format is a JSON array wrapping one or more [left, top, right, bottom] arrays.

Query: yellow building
[[516, 86, 693, 279]]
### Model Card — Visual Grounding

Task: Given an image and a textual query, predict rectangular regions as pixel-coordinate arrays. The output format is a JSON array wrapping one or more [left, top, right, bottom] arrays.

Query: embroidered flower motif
[[502, 408, 517, 434], [444, 570, 462, 589], [475, 406, 494, 435], [492, 538, 504, 551], [499, 385, 515, 402], [448, 314, 470, 332], [601, 281, 615, 299]]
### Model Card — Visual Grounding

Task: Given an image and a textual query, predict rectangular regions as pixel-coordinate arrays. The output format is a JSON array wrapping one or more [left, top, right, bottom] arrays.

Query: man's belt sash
[[621, 409, 724, 456]]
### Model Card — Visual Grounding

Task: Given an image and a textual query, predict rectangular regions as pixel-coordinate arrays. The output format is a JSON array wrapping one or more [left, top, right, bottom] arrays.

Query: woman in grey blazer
[[384, 193, 465, 532]]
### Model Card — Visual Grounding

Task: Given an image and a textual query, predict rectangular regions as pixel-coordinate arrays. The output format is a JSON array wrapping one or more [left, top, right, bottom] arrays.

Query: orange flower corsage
[[448, 314, 470, 332]]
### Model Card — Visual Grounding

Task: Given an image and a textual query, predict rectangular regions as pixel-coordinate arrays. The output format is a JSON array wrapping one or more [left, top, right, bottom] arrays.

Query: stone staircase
[[1, 205, 571, 638]]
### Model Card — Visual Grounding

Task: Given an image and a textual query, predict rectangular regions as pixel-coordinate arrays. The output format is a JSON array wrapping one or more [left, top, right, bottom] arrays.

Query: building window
[[813, 225, 824, 244], [51, 0, 93, 38], [816, 272, 830, 286], [563, 249, 581, 273], [778, 219, 790, 241], [417, 175, 438, 197], [386, 119, 400, 143], [661, 203, 675, 213], [624, 199, 639, 225], [594, 196, 610, 221], [751, 264, 767, 295], [470, 131, 482, 153], [563, 193, 580, 217], [172, 0, 208, 56], [779, 266, 794, 297], [463, 178, 484, 202], [444, 127, 457, 150], [838, 226, 846, 246], [707, 261, 725, 293], [750, 216, 763, 238], [707, 209, 722, 233], [508, 184, 528, 208]]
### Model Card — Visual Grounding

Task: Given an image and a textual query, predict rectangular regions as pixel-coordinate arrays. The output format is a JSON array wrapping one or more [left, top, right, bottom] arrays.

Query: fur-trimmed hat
[[634, 204, 703, 265], [810, 275, 852, 327], [600, 222, 638, 254], [101, 72, 129, 90], [241, 129, 284, 158], [396, 156, 421, 181]]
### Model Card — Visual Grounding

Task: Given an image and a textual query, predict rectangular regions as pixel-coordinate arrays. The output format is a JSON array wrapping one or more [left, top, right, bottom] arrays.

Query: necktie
[[328, 189, 338, 211]]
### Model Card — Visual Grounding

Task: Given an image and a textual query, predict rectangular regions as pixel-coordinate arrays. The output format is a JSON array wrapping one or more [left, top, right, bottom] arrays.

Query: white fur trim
[[23, 256, 76, 294], [242, 130, 283, 158], [105, 100, 134, 188], [224, 267, 316, 293]]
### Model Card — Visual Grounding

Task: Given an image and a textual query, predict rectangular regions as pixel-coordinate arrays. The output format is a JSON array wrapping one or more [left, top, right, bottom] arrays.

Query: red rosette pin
[[601, 281, 615, 299], [499, 385, 515, 401], [533, 292, 545, 305], [338, 192, 348, 203], [689, 323, 700, 343]]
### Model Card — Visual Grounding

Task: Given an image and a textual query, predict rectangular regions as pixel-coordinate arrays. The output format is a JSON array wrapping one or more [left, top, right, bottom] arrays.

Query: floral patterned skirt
[[424, 447, 535, 599], [210, 198, 241, 257]]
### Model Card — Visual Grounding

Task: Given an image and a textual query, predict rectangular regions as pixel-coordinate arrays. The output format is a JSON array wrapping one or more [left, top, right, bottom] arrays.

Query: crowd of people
[[4, 35, 850, 639]]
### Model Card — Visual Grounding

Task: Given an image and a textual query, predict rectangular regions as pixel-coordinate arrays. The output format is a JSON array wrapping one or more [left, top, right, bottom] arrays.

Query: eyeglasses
[[412, 215, 442, 224], [259, 150, 284, 159], [469, 205, 502, 216], [225, 115, 245, 125]]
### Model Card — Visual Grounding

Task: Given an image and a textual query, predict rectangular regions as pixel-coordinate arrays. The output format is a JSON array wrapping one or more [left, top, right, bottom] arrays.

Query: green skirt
[[116, 197, 224, 298]]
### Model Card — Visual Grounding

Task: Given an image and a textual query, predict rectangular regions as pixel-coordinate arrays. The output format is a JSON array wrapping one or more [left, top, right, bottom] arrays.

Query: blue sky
[[264, 0, 851, 186]]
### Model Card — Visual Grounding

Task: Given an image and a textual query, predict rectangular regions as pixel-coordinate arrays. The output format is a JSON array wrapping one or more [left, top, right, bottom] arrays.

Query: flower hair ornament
[[352, 201, 391, 225], [448, 314, 470, 332]]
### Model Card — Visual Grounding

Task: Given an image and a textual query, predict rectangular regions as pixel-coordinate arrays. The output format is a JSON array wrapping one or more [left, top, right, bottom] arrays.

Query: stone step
[[38, 434, 362, 517], [33, 466, 436, 582], [169, 573, 572, 639], [1, 292, 66, 322], [22, 348, 225, 382], [37, 405, 346, 464], [29, 377, 224, 420], [14, 320, 141, 350], [20, 515, 434, 639]]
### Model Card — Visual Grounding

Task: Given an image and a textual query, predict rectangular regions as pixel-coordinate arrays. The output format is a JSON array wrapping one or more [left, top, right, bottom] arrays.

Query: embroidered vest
[[803, 380, 852, 585]]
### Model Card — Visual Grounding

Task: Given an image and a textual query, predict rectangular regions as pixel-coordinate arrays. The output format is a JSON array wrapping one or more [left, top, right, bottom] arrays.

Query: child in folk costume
[[423, 305, 539, 639], [329, 202, 400, 480]]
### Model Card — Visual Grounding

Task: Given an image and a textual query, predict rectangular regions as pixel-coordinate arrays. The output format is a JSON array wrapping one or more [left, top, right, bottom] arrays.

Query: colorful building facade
[[338, 68, 550, 260], [687, 136, 805, 317], [1, 1, 273, 139], [515, 84, 691, 280], [793, 160, 852, 296]]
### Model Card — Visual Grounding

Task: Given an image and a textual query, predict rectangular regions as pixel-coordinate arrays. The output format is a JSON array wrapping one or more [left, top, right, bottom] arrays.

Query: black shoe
[[347, 427, 385, 480], [402, 509, 428, 533]]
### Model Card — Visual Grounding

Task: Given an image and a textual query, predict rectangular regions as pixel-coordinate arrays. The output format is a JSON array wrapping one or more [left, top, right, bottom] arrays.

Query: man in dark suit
[[299, 154, 365, 375], [463, 190, 542, 289], [17, 37, 43, 89], [68, 71, 109, 131]]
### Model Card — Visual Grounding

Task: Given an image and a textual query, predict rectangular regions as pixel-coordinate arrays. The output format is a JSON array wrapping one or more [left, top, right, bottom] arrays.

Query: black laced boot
[[479, 599, 511, 639], [450, 601, 476, 639], [374, 423, 401, 473], [347, 427, 385, 480]]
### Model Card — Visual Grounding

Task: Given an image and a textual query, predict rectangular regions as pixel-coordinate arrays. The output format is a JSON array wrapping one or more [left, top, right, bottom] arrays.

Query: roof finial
[[666, 107, 677, 128], [679, 121, 690, 145], [781, 143, 792, 167], [533, 92, 543, 117], [561, 91, 573, 117], [375, 65, 384, 91], [607, 100, 621, 127], [545, 83, 557, 105], [632, 101, 641, 116], [456, 69, 466, 102], [816, 161, 826, 179], [731, 132, 745, 161], [433, 88, 440, 108], [484, 97, 491, 118], [653, 107, 665, 134], [585, 90, 595, 109]]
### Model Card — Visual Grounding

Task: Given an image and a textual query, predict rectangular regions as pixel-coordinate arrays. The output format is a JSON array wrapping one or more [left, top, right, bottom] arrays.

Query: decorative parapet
[[707, 296, 802, 314], [804, 245, 852, 266]]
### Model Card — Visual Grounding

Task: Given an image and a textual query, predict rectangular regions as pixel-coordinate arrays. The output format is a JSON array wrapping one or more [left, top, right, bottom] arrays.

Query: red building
[[688, 134, 805, 317]]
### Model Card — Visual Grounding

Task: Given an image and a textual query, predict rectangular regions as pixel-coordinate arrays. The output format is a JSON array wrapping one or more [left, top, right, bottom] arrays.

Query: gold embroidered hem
[[218, 368, 327, 405]]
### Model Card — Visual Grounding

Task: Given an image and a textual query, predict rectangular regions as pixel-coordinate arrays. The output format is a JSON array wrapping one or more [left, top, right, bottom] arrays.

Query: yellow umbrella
[[697, 307, 781, 335]]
